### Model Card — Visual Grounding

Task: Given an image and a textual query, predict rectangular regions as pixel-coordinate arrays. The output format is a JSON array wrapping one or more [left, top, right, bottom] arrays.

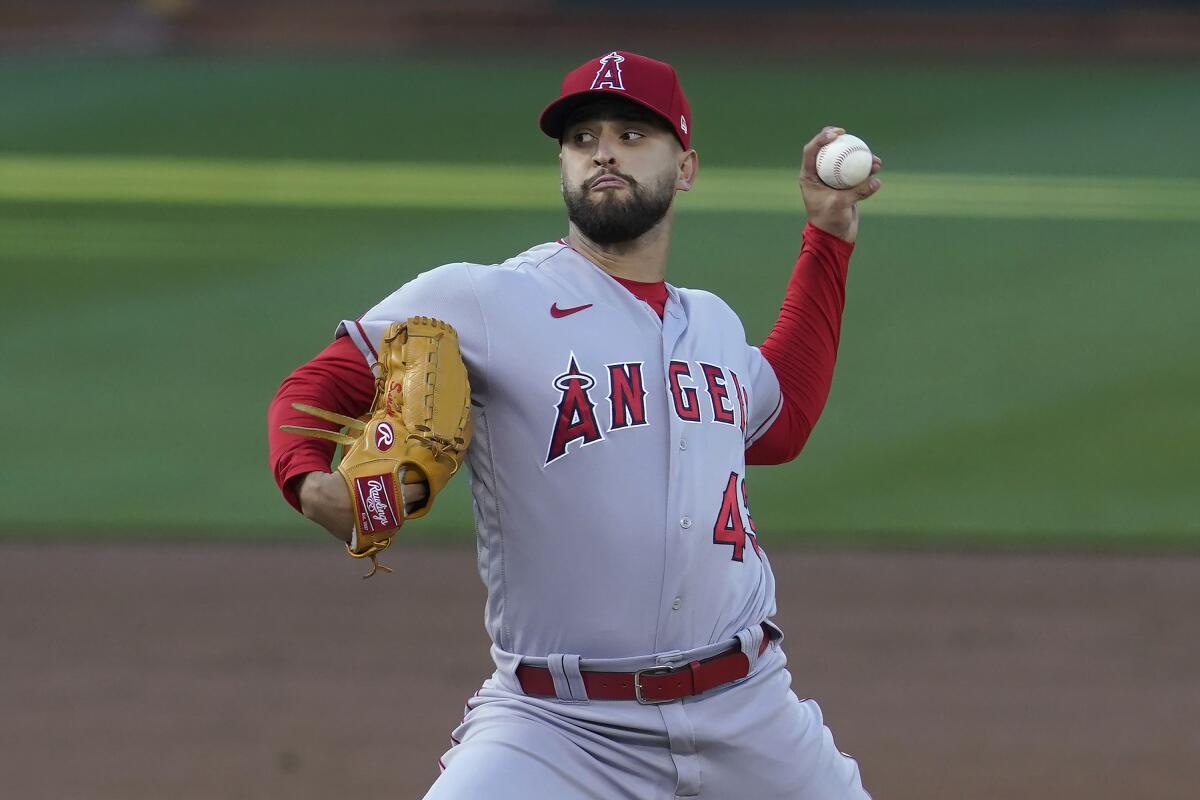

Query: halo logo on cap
[[590, 52, 626, 91]]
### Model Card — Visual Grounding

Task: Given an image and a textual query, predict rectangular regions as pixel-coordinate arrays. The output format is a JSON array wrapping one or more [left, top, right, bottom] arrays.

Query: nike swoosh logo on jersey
[[550, 302, 593, 318]]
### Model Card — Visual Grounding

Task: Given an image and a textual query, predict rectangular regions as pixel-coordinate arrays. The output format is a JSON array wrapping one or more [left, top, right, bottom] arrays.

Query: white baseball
[[815, 133, 874, 189]]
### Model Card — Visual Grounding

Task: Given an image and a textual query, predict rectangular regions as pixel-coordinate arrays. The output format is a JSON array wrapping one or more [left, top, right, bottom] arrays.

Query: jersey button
[[672, 597, 682, 610], [680, 516, 692, 529], [679, 438, 688, 451]]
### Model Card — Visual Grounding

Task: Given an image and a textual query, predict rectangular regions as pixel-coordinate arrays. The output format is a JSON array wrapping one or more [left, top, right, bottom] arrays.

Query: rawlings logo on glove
[[356, 475, 401, 532], [374, 422, 395, 451], [280, 317, 473, 577]]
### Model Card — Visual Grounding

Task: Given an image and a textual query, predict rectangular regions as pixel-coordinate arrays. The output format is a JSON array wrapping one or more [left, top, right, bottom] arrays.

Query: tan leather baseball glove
[[281, 317, 472, 577]]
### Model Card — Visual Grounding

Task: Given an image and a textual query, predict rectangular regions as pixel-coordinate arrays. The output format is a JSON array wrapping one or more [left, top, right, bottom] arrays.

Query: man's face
[[560, 110, 687, 246]]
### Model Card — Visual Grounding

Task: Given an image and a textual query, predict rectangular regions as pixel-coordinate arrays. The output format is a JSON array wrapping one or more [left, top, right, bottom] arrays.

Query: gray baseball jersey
[[339, 240, 871, 799], [339, 240, 784, 663]]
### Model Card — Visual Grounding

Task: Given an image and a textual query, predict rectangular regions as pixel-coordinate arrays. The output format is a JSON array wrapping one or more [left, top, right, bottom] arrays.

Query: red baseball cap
[[539, 51, 691, 150]]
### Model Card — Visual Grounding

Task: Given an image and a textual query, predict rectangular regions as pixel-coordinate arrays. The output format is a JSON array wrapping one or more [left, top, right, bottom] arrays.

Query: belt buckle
[[633, 665, 678, 705]]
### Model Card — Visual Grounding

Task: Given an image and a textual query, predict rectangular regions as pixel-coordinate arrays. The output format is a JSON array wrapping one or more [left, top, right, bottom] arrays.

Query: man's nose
[[592, 136, 618, 166]]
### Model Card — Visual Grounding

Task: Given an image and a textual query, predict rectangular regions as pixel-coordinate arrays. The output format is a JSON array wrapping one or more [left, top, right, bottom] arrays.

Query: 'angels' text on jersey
[[547, 355, 749, 465]]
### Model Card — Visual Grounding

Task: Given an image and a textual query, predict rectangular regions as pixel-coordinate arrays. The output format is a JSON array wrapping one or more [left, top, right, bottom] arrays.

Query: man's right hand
[[297, 471, 429, 543], [799, 126, 882, 244]]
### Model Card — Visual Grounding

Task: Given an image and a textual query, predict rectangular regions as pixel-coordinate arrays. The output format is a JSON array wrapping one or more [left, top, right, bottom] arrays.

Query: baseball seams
[[833, 146, 864, 186], [815, 135, 872, 189]]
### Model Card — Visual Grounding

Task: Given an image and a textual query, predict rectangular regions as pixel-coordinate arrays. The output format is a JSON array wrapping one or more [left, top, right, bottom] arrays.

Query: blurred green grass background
[[1, 57, 1197, 545]]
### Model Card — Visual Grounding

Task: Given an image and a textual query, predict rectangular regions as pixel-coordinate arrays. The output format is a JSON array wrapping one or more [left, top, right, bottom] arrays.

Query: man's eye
[[621, 131, 645, 141], [574, 132, 595, 144]]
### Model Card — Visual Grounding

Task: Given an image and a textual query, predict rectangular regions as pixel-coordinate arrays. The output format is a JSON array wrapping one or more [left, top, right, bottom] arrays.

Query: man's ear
[[676, 149, 699, 192]]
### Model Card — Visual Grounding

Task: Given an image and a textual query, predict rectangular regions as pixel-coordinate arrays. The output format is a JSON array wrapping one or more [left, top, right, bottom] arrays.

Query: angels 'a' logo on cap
[[590, 51, 626, 91]]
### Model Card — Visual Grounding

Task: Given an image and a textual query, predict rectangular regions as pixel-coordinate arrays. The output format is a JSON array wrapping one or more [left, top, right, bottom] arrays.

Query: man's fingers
[[402, 480, 430, 505], [800, 125, 846, 179], [848, 157, 882, 198], [401, 479, 430, 516], [854, 176, 882, 200]]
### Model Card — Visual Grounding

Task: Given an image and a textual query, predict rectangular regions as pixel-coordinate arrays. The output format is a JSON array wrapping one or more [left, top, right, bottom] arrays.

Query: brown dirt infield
[[3, 542, 1196, 799]]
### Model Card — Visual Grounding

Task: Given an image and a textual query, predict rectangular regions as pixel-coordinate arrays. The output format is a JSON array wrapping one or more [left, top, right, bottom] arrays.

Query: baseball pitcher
[[268, 51, 882, 799]]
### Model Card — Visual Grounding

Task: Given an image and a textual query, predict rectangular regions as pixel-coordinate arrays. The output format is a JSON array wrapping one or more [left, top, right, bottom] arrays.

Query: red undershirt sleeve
[[745, 222, 854, 465], [267, 335, 377, 512]]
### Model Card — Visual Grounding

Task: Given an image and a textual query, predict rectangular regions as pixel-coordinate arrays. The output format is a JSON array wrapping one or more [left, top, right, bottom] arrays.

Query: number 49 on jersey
[[713, 471, 761, 562]]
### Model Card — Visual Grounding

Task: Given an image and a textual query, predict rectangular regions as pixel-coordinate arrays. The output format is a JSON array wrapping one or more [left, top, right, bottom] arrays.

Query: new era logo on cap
[[539, 51, 692, 150]]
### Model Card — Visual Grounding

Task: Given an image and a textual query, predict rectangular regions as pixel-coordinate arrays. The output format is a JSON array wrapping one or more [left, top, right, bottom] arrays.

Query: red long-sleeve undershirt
[[748, 223, 853, 464], [267, 223, 852, 510], [268, 336, 377, 511]]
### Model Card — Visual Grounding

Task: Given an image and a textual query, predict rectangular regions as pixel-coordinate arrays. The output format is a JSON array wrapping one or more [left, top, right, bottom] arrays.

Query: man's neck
[[566, 216, 672, 283]]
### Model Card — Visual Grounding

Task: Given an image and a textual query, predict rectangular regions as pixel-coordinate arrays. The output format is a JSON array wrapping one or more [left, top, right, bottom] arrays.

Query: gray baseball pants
[[424, 642, 871, 800]]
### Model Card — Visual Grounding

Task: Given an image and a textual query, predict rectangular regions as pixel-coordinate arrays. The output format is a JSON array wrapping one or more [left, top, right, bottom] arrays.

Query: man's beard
[[563, 169, 675, 246]]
